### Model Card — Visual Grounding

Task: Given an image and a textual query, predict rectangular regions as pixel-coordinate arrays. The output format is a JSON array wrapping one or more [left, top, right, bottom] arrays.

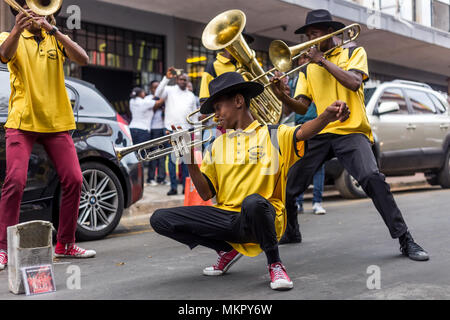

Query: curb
[[121, 179, 430, 223]]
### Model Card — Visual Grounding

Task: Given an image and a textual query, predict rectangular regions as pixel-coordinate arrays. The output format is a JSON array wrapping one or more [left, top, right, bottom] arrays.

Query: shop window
[[57, 18, 165, 87]]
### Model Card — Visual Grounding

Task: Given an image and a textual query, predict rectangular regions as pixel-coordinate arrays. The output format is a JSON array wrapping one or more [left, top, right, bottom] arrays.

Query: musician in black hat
[[270, 9, 429, 262], [198, 32, 256, 150], [150, 71, 349, 290]]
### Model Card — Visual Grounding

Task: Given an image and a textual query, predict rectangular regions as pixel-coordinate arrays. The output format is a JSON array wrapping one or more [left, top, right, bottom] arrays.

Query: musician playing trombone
[[150, 71, 350, 290], [0, 0, 96, 270], [270, 9, 429, 261]]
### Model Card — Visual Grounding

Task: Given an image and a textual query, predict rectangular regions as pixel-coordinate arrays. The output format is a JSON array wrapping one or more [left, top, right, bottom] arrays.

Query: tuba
[[201, 9, 282, 125], [4, 0, 63, 27]]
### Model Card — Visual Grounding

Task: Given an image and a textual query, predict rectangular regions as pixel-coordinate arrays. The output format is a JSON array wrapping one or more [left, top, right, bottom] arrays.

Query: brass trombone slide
[[257, 23, 361, 87]]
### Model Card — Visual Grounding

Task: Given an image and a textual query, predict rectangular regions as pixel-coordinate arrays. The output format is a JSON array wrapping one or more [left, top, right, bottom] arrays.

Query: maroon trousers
[[0, 129, 83, 250]]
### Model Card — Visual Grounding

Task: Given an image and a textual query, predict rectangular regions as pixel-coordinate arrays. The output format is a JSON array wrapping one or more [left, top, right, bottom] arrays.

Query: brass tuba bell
[[201, 9, 282, 125], [4, 0, 63, 27]]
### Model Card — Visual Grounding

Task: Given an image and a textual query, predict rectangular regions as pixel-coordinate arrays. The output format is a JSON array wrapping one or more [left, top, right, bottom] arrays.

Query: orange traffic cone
[[184, 150, 212, 206]]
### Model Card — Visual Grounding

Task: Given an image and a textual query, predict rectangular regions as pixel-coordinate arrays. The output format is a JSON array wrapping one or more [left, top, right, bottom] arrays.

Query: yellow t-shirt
[[199, 52, 237, 101], [294, 46, 373, 142], [0, 30, 75, 133], [200, 120, 305, 257]]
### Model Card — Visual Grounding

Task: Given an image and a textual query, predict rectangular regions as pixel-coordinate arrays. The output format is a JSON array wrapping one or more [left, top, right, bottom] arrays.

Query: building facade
[[1, 0, 449, 118]]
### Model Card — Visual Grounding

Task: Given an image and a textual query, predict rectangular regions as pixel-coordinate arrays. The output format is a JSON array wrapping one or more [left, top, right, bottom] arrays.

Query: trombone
[[263, 23, 361, 85], [115, 124, 215, 162], [4, 0, 63, 27]]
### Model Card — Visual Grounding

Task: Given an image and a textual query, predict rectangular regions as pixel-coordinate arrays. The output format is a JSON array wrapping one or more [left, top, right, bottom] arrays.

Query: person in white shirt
[[129, 87, 164, 154], [146, 81, 169, 186], [154, 67, 197, 196]]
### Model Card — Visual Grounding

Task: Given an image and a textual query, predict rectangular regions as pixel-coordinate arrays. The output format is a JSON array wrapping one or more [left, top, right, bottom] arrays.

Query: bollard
[[7, 220, 53, 295]]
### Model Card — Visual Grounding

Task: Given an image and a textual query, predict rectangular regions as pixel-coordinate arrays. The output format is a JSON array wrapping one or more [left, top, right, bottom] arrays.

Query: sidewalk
[[121, 172, 430, 225]]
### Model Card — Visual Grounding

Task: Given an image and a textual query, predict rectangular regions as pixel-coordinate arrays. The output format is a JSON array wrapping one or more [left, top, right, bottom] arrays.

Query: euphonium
[[200, 9, 282, 125]]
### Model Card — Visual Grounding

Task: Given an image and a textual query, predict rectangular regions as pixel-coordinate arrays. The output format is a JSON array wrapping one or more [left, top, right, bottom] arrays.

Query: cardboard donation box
[[7, 221, 54, 295]]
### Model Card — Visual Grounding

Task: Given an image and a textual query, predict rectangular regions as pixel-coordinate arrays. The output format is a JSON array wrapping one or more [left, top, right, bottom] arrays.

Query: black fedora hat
[[294, 9, 345, 34], [200, 72, 263, 115], [10, 0, 62, 17]]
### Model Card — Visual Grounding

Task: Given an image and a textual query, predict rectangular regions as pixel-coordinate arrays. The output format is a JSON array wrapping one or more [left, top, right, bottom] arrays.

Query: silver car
[[330, 79, 450, 198]]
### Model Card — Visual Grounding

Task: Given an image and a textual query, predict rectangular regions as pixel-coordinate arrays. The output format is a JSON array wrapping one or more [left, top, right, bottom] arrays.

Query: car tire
[[437, 149, 450, 188], [75, 162, 124, 241], [334, 170, 367, 199]]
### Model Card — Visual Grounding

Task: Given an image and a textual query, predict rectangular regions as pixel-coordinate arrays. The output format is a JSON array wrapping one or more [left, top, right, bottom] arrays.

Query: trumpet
[[115, 125, 215, 162], [4, 0, 63, 27]]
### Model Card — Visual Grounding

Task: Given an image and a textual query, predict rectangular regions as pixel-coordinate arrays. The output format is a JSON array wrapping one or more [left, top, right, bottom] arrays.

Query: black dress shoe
[[399, 231, 429, 261], [279, 231, 302, 245], [167, 189, 178, 196]]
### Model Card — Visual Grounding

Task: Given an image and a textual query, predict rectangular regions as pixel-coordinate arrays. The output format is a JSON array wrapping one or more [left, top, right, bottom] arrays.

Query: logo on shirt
[[248, 146, 266, 161], [47, 49, 58, 60]]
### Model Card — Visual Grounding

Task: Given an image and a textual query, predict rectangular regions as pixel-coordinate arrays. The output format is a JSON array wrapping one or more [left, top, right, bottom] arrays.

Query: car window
[[68, 81, 116, 118], [0, 71, 11, 115], [428, 93, 446, 114], [405, 89, 436, 114], [364, 87, 376, 106], [377, 88, 409, 115]]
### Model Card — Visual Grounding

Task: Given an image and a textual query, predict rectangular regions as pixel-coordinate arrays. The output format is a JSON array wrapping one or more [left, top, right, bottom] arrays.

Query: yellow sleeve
[[200, 146, 218, 194], [199, 71, 214, 101], [276, 124, 306, 168], [0, 32, 12, 64], [346, 47, 369, 81], [293, 69, 311, 100]]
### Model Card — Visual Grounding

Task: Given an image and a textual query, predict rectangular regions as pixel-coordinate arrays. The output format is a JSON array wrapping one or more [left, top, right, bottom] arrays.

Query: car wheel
[[334, 170, 367, 199], [437, 149, 450, 188], [76, 162, 124, 241]]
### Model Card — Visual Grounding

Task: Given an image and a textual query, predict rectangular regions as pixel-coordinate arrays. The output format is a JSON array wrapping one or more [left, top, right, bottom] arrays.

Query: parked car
[[283, 79, 450, 199], [0, 64, 144, 240]]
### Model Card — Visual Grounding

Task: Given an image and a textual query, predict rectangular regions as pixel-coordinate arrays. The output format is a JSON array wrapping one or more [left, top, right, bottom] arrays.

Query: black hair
[[150, 80, 159, 86], [130, 87, 145, 99]]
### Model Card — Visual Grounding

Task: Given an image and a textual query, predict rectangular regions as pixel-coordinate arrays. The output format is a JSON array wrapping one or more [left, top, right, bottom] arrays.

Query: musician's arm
[[320, 59, 362, 92], [295, 101, 350, 141], [187, 161, 214, 201], [307, 47, 365, 92], [270, 79, 310, 115], [280, 94, 311, 115], [54, 31, 89, 66], [0, 11, 31, 62]]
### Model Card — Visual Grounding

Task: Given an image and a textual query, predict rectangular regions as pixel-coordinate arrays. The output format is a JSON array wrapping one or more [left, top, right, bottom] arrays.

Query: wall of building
[[1, 1, 15, 32]]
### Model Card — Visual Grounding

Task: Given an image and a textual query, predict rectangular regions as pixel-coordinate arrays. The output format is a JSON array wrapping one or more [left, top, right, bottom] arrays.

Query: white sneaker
[[312, 202, 326, 215], [54, 243, 96, 258], [149, 180, 158, 186], [269, 262, 293, 291]]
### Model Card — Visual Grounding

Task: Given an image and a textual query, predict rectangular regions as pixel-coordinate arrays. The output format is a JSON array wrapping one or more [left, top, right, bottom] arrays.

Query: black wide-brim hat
[[10, 0, 62, 17], [200, 72, 263, 115], [295, 9, 345, 34]]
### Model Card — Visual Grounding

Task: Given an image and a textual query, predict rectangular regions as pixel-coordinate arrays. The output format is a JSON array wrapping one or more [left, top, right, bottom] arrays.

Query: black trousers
[[150, 194, 279, 253], [286, 133, 408, 239]]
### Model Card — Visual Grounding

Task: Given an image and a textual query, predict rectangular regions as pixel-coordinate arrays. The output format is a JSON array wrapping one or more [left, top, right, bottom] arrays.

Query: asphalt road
[[0, 186, 449, 301]]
